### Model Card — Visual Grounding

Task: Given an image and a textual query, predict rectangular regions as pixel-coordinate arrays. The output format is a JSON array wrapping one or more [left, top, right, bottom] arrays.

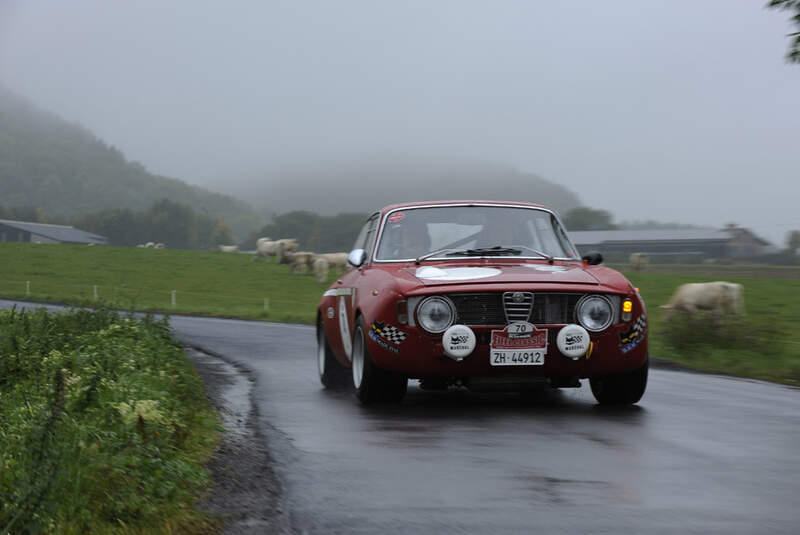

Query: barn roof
[[568, 229, 735, 245], [0, 219, 108, 245]]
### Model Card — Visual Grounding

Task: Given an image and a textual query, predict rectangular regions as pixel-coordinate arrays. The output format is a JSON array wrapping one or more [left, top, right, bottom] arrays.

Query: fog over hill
[[0, 87, 258, 235], [0, 86, 582, 229], [229, 155, 581, 218]]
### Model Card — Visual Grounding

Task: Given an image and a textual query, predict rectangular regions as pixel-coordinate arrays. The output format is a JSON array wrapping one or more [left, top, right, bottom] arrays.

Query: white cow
[[629, 252, 648, 272], [253, 237, 299, 262], [316, 252, 349, 273], [219, 244, 239, 253], [313, 256, 330, 283], [280, 251, 317, 273], [154, 243, 165, 249], [661, 281, 744, 321]]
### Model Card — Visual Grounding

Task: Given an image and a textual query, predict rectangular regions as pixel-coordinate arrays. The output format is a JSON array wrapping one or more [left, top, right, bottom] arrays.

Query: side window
[[352, 214, 379, 257], [550, 214, 578, 258], [362, 215, 379, 260]]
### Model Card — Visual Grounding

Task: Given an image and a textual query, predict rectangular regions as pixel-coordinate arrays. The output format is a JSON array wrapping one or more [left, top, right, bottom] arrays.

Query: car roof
[[378, 200, 553, 216]]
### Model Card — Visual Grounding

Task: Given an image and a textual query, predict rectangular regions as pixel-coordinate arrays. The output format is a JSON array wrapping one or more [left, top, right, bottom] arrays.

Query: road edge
[[184, 345, 293, 535]]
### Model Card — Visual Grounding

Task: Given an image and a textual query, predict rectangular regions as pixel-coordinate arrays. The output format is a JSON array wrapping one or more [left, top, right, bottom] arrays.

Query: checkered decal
[[371, 321, 407, 345], [620, 313, 647, 345], [632, 314, 647, 337]]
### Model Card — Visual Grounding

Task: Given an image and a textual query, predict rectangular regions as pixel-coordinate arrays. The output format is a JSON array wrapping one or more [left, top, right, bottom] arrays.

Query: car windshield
[[374, 205, 579, 262]]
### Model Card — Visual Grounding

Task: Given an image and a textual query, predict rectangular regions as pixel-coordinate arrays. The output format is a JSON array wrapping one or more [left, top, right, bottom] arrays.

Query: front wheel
[[589, 358, 648, 405], [352, 317, 407, 404], [318, 319, 349, 389]]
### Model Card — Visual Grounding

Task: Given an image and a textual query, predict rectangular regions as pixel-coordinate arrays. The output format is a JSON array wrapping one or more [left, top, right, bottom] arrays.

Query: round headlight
[[416, 296, 455, 333], [576, 295, 613, 332]]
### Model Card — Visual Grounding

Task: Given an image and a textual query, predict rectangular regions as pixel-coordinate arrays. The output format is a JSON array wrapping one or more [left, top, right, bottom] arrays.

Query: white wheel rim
[[352, 326, 365, 389], [317, 327, 326, 378]]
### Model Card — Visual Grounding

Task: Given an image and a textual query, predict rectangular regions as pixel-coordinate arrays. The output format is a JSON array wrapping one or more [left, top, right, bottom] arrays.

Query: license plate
[[491, 350, 545, 366], [490, 321, 548, 366]]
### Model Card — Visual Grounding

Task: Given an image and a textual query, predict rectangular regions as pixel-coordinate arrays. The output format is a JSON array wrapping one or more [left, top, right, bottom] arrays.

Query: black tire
[[351, 317, 407, 404], [590, 357, 648, 405], [317, 318, 350, 389]]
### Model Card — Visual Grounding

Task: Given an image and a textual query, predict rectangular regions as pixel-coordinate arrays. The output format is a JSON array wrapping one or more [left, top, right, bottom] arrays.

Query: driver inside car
[[385, 218, 431, 259]]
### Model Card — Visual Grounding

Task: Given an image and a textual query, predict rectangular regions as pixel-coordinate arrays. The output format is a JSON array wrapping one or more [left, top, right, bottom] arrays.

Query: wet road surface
[[166, 315, 800, 534], [3, 302, 799, 533]]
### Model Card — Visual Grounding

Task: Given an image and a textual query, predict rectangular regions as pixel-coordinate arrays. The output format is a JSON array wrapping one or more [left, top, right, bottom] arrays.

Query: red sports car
[[316, 201, 648, 405]]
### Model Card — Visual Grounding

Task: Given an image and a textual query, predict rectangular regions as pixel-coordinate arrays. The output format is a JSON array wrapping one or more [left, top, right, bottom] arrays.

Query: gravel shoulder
[[184, 346, 291, 535]]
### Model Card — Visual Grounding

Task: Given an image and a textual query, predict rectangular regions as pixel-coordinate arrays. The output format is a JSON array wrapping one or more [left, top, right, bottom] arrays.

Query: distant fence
[[0, 278, 297, 312]]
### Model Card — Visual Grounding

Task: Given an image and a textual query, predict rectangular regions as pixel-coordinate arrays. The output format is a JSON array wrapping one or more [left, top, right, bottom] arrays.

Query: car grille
[[503, 291, 533, 322], [449, 292, 583, 326]]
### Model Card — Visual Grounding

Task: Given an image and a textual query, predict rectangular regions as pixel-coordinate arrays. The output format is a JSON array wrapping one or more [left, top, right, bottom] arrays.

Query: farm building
[[569, 227, 774, 263], [0, 219, 108, 245]]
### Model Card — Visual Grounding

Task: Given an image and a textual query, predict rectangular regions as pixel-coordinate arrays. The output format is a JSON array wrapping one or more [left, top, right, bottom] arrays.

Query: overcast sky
[[1, 1, 798, 244]]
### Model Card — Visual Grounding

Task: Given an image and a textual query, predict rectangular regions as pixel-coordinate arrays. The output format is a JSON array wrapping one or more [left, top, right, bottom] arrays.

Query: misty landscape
[[2, 1, 800, 534], [1, 1, 798, 253]]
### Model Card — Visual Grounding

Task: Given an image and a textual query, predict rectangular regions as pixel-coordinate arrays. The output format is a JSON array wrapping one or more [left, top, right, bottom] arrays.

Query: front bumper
[[368, 323, 648, 379]]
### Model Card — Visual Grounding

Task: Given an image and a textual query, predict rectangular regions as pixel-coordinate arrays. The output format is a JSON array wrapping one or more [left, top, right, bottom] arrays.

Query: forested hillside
[[0, 87, 258, 236]]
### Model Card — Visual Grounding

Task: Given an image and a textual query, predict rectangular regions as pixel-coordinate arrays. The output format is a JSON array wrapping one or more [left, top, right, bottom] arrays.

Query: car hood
[[403, 263, 600, 286]]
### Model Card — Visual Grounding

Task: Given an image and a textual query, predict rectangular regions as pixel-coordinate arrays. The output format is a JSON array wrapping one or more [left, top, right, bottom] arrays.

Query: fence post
[[264, 297, 270, 312], [26, 281, 30, 296], [93, 285, 98, 301], [171, 290, 176, 307]]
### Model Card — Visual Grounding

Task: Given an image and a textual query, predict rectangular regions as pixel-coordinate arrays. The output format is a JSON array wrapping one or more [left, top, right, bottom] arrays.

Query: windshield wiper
[[445, 246, 522, 257], [509, 245, 555, 264], [416, 245, 555, 264], [415, 248, 461, 265]]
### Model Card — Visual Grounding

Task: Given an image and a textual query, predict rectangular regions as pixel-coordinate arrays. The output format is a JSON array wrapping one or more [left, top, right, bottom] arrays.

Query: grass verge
[[625, 271, 800, 387], [0, 306, 220, 534]]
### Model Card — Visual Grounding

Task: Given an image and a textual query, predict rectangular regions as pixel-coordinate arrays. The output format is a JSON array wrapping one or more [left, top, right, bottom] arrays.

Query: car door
[[325, 213, 379, 363]]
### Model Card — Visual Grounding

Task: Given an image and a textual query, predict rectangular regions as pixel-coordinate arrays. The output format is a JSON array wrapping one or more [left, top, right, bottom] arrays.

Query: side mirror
[[581, 251, 603, 266], [348, 248, 367, 267]]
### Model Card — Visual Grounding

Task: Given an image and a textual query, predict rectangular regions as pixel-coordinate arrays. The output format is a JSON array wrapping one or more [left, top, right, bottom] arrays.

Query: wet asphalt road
[[165, 315, 800, 535], [3, 302, 799, 533]]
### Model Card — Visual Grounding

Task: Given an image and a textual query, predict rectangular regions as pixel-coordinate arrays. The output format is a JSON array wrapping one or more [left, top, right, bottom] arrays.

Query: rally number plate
[[490, 321, 547, 367]]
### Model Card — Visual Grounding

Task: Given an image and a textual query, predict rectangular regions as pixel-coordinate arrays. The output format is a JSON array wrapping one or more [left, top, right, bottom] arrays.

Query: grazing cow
[[661, 281, 744, 321], [316, 252, 350, 274], [280, 251, 317, 273], [219, 244, 239, 253], [313, 257, 330, 283], [144, 242, 155, 248], [629, 252, 648, 272], [252, 237, 299, 262], [154, 243, 165, 249]]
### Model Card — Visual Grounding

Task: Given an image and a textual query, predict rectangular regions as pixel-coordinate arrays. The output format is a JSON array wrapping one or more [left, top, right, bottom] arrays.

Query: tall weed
[[0, 307, 218, 533]]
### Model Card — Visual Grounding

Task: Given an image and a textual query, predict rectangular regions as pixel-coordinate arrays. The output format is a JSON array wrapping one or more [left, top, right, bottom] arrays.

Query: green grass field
[[0, 242, 334, 323], [625, 271, 800, 386], [2, 243, 799, 385]]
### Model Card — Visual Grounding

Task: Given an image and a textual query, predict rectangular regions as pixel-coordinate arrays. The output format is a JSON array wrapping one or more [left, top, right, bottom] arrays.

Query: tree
[[562, 207, 618, 231], [209, 219, 235, 248], [146, 199, 198, 249], [787, 230, 800, 255], [767, 0, 800, 63], [0, 205, 46, 222]]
